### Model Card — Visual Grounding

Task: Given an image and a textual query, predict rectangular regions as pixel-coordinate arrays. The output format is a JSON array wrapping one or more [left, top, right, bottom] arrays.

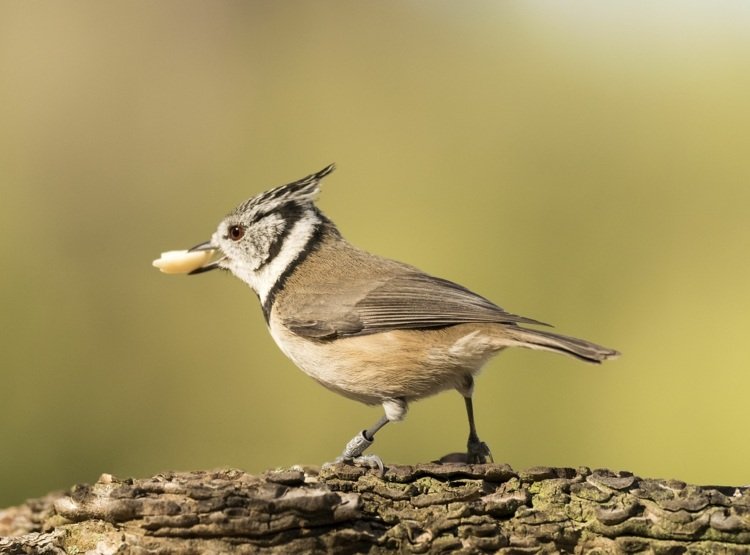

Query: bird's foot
[[467, 437, 493, 464], [323, 454, 385, 476], [435, 438, 494, 464], [337, 454, 385, 475], [321, 430, 385, 475]]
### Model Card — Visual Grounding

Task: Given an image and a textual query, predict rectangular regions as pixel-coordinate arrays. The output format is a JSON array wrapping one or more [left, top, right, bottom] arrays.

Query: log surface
[[1, 463, 749, 554]]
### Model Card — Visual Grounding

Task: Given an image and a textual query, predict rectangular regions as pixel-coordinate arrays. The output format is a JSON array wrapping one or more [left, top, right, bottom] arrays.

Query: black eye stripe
[[259, 204, 305, 268]]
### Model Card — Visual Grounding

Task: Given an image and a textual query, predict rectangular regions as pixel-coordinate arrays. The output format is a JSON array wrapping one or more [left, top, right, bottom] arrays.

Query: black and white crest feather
[[234, 164, 335, 218]]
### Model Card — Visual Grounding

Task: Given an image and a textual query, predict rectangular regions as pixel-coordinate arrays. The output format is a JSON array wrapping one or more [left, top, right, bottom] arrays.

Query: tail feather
[[504, 326, 620, 363]]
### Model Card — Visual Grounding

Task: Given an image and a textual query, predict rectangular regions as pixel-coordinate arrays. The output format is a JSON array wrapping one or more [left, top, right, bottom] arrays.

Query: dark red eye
[[228, 225, 245, 241]]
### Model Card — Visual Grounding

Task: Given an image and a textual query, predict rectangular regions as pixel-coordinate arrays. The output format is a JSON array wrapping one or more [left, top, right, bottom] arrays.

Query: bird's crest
[[233, 164, 335, 218]]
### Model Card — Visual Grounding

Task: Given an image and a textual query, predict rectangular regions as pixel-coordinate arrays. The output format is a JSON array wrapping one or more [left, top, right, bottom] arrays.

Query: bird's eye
[[228, 225, 245, 241]]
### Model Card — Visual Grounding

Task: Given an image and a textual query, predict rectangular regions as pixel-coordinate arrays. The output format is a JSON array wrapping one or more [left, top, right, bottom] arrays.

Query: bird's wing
[[283, 272, 549, 340]]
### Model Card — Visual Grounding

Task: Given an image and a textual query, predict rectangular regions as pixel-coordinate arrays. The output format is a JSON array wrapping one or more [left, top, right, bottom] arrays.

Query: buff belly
[[268, 320, 509, 405]]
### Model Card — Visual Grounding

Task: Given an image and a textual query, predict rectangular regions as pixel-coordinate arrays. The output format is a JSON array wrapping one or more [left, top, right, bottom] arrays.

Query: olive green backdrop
[[2, 1, 749, 508]]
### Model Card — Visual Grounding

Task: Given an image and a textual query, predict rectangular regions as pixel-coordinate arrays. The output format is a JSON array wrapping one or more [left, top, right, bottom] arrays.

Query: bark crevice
[[1, 464, 749, 554]]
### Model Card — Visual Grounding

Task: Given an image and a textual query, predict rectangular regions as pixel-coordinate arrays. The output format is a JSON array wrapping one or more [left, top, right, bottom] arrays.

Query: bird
[[180, 164, 619, 468]]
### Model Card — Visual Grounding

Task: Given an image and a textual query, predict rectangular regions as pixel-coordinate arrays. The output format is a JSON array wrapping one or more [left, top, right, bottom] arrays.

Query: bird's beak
[[188, 240, 217, 252], [187, 241, 223, 274]]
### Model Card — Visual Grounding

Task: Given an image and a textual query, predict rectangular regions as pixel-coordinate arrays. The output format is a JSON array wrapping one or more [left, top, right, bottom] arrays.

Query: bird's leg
[[333, 398, 407, 474], [464, 388, 493, 464], [332, 415, 389, 474], [341, 414, 389, 458]]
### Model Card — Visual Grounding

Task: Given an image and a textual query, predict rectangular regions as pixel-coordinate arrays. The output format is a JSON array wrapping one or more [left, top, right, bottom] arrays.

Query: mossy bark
[[1, 464, 749, 554]]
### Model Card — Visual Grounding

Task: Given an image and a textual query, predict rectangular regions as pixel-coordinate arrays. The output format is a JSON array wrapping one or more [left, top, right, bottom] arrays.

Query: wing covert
[[284, 271, 548, 339]]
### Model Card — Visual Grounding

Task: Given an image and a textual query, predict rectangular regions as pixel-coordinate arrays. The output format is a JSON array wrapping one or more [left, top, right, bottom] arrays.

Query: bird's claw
[[467, 439, 493, 464], [323, 454, 385, 476], [348, 454, 385, 474], [321, 429, 385, 475]]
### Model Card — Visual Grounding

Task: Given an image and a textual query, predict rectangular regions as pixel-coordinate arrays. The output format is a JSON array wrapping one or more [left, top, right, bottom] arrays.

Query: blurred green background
[[2, 1, 749, 508]]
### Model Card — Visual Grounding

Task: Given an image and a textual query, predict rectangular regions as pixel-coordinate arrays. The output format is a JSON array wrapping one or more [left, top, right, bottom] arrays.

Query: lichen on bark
[[1, 463, 749, 554]]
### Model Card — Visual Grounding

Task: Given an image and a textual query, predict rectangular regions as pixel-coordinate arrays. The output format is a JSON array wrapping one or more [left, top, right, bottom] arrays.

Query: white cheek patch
[[231, 210, 320, 304], [251, 211, 320, 303]]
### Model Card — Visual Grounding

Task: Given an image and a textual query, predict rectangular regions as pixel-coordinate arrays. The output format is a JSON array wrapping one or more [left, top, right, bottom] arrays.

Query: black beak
[[187, 241, 223, 275], [188, 241, 216, 252]]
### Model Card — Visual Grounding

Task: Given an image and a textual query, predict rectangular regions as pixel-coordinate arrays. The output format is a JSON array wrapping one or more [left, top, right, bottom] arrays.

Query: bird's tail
[[503, 326, 620, 363]]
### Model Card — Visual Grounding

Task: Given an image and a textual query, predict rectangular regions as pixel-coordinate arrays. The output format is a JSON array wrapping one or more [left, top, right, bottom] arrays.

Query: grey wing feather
[[355, 274, 548, 331], [285, 272, 549, 340]]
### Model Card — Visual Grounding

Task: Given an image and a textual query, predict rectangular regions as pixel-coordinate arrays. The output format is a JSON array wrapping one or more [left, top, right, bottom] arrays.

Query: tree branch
[[2, 464, 749, 553]]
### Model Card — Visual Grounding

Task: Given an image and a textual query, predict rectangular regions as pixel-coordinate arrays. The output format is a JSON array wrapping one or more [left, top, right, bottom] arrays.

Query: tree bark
[[1, 463, 749, 554]]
